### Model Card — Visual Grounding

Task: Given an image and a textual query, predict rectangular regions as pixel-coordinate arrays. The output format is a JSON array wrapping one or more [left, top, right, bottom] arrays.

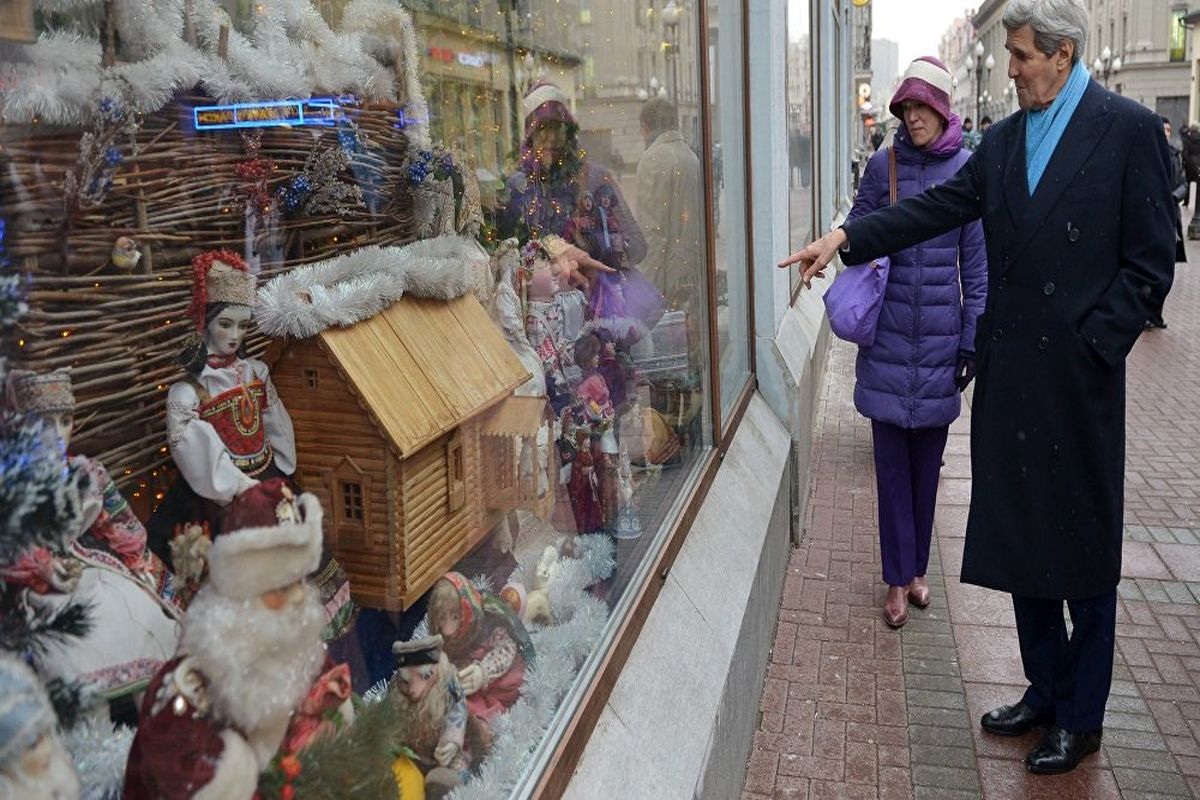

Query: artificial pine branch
[[257, 691, 408, 800], [0, 596, 94, 656], [44, 677, 88, 729]]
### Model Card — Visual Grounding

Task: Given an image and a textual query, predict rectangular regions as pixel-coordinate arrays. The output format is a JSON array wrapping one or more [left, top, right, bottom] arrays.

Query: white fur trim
[[193, 730, 259, 800], [901, 60, 953, 98], [254, 235, 489, 339], [523, 84, 571, 118], [207, 493, 323, 599], [0, 0, 428, 133]]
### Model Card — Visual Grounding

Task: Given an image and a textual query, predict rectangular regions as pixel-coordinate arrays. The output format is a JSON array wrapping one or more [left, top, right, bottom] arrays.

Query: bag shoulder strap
[[887, 146, 897, 206]]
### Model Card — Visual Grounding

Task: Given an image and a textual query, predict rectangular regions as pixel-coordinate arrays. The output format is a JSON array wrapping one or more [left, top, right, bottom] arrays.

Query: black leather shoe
[[980, 702, 1055, 737], [1025, 726, 1102, 774]]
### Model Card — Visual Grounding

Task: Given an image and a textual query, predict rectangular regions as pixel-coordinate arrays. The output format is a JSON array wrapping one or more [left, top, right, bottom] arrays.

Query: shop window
[[787, 0, 815, 296], [3, 0, 733, 794]]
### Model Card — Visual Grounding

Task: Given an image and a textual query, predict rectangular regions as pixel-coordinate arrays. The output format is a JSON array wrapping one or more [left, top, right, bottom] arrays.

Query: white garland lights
[[254, 234, 491, 339], [1, 0, 429, 146]]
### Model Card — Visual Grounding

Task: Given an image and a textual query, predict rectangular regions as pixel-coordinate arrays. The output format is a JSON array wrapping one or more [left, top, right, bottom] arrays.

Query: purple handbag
[[823, 147, 895, 347]]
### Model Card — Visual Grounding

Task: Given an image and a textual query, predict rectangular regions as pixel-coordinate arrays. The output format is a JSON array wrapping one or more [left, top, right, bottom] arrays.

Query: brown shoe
[[908, 576, 931, 609], [883, 585, 908, 628]]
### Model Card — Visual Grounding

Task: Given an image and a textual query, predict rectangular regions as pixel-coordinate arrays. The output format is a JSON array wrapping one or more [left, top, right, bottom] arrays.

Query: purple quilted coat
[[845, 117, 987, 429]]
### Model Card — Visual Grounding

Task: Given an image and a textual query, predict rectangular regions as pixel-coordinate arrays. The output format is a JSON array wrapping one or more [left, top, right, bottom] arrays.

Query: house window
[[1170, 9, 1187, 63], [447, 431, 466, 512], [340, 481, 363, 521], [304, 368, 320, 389]]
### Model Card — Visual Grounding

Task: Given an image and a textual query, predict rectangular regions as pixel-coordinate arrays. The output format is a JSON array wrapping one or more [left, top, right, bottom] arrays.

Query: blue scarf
[[1025, 59, 1090, 194]]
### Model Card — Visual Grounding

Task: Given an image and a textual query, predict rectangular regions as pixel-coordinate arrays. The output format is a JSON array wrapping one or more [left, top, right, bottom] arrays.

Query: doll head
[[573, 333, 602, 371], [5, 369, 75, 449], [392, 635, 453, 706], [183, 251, 256, 374], [577, 192, 594, 215], [594, 184, 618, 212], [427, 572, 483, 644], [0, 656, 79, 800], [519, 241, 560, 302]]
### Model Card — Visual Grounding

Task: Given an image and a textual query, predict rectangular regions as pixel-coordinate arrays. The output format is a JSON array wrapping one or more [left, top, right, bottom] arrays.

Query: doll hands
[[434, 741, 461, 767], [458, 663, 485, 695]]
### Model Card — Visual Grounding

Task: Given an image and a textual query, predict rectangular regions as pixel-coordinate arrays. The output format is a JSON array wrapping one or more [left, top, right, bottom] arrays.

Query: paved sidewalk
[[745, 238, 1199, 799]]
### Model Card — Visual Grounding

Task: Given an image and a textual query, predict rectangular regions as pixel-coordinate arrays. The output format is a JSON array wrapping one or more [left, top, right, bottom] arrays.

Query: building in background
[[939, 11, 979, 122], [1087, 0, 1193, 146], [972, 0, 1013, 121], [871, 37, 900, 120]]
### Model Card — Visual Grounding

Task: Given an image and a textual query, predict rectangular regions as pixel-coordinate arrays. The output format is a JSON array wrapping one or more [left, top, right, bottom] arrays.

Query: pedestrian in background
[[781, 0, 1174, 776], [1181, 122, 1200, 207], [1151, 115, 1188, 330], [841, 56, 987, 629]]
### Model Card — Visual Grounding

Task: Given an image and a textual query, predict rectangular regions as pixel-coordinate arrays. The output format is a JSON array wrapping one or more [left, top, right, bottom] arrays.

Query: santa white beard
[[180, 582, 327, 751]]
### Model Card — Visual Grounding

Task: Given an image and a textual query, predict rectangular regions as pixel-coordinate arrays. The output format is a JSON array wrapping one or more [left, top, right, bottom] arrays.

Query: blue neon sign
[[193, 99, 344, 131]]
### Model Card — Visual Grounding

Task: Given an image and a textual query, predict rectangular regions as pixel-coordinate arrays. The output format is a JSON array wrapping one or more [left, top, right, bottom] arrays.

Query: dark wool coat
[[841, 80, 1175, 599]]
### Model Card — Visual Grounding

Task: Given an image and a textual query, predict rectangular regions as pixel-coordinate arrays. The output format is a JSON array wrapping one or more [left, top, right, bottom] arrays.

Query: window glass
[[1170, 9, 1187, 63], [0, 0, 718, 796], [787, 0, 815, 291], [708, 0, 752, 418]]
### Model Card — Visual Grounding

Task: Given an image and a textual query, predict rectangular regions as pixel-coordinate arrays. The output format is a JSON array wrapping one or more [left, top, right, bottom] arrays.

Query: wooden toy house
[[270, 292, 545, 610]]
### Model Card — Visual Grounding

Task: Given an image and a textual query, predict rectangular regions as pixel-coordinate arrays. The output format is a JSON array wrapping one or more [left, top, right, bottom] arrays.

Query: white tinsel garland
[[447, 534, 615, 800], [65, 716, 135, 800], [254, 235, 490, 339], [0, 0, 429, 143]]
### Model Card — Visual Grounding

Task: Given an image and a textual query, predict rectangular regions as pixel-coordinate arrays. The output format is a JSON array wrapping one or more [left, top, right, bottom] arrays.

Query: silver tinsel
[[65, 716, 135, 800]]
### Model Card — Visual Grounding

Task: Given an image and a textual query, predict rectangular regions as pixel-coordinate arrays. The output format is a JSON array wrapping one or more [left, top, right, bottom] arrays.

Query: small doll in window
[[427, 572, 535, 727], [591, 184, 626, 269], [562, 335, 619, 535], [521, 240, 576, 411], [564, 191, 596, 253], [390, 635, 481, 800]]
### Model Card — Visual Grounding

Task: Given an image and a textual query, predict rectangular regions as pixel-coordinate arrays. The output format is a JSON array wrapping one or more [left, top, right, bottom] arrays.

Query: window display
[[0, 0, 717, 797]]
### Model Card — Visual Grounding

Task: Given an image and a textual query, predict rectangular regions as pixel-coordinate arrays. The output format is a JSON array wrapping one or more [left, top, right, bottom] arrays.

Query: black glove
[[955, 350, 976, 391]]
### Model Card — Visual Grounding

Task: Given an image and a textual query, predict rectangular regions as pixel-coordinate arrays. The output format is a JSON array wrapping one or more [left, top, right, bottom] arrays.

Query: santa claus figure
[[123, 479, 353, 800], [0, 655, 80, 800]]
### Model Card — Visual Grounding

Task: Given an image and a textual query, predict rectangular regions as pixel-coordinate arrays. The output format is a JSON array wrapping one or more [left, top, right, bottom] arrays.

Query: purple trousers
[[871, 420, 949, 587]]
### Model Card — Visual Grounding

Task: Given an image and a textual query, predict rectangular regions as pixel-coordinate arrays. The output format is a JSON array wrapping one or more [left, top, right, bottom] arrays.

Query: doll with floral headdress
[[147, 251, 357, 646], [2, 368, 182, 707], [561, 334, 618, 535], [427, 572, 534, 726]]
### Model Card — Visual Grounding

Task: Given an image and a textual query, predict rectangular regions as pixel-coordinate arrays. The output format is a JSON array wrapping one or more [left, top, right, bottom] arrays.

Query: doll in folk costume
[[560, 334, 619, 535], [520, 240, 577, 412], [389, 636, 482, 800], [0, 655, 81, 800], [124, 480, 355, 800], [147, 251, 357, 648], [427, 572, 534, 731], [1, 368, 182, 709]]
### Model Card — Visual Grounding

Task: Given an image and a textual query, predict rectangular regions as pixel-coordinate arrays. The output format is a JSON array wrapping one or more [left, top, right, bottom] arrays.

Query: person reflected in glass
[[839, 57, 988, 629]]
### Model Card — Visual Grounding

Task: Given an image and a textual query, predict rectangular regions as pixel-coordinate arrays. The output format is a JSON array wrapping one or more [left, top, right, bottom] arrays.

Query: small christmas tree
[[0, 209, 92, 723]]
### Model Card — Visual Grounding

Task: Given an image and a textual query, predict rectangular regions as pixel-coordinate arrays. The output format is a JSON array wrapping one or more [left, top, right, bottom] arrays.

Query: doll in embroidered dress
[[148, 251, 357, 648], [427, 572, 534, 729], [1, 369, 182, 708], [521, 241, 576, 412]]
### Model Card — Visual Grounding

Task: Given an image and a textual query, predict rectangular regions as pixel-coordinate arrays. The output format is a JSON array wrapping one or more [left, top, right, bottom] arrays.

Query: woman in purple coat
[[845, 57, 988, 628]]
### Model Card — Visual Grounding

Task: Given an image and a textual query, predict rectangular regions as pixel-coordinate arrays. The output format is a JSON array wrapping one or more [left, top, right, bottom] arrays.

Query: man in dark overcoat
[[780, 0, 1175, 777]]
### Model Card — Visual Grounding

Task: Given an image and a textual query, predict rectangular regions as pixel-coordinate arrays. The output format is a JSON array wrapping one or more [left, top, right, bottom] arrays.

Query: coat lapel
[[1000, 116, 1029, 229], [1003, 80, 1115, 268]]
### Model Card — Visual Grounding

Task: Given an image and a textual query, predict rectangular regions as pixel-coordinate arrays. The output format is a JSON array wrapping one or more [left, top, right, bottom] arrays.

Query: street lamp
[[1093, 44, 1122, 88], [973, 39, 986, 122], [662, 0, 683, 105]]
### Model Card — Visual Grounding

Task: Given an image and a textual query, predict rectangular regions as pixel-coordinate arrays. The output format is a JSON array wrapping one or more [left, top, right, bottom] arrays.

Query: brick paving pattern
[[745, 229, 1200, 799]]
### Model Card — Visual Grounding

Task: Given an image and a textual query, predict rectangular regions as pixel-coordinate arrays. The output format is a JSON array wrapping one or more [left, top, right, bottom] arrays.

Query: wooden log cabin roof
[[315, 294, 529, 457]]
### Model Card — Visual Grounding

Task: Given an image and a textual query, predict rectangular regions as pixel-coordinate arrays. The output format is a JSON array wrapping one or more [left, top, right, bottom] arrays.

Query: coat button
[[1068, 225, 1081, 242], [1043, 282, 1056, 296], [993, 328, 1004, 341], [998, 276, 1008, 289], [1038, 336, 1049, 350]]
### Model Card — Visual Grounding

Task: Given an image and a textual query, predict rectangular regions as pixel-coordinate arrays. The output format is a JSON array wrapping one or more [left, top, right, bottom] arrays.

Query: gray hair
[[1002, 0, 1089, 63]]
